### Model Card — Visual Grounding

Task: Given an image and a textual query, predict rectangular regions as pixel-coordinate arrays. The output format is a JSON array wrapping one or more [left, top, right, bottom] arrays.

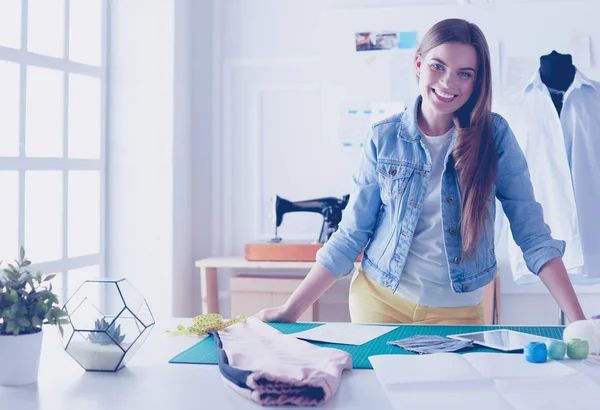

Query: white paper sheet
[[465, 352, 578, 379], [369, 353, 481, 384], [291, 323, 396, 345], [376, 381, 513, 410], [495, 373, 600, 410], [369, 353, 600, 410]]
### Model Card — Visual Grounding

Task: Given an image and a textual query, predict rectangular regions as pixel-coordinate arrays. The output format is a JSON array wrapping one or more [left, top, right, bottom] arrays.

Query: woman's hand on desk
[[255, 305, 298, 323]]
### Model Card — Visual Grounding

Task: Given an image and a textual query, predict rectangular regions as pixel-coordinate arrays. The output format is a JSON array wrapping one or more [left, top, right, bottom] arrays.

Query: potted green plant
[[0, 247, 69, 386]]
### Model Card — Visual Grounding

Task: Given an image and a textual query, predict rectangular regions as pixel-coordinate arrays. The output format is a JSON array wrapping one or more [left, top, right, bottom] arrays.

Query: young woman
[[257, 18, 586, 325]]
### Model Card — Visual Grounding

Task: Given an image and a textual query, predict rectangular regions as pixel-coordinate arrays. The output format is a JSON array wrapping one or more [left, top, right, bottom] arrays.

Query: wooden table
[[195, 257, 501, 324]]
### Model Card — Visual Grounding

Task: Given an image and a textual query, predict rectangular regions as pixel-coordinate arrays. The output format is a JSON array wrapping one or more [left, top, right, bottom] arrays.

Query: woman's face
[[415, 42, 478, 116]]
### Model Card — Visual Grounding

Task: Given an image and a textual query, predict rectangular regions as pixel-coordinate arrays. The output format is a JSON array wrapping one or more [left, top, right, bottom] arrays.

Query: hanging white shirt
[[500, 69, 600, 285]]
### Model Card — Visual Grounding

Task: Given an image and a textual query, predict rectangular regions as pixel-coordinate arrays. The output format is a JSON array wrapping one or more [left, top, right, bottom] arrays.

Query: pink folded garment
[[210, 317, 352, 406]]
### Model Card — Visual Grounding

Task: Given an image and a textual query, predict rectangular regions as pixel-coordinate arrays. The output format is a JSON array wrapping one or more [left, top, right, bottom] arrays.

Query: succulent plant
[[89, 318, 126, 345]]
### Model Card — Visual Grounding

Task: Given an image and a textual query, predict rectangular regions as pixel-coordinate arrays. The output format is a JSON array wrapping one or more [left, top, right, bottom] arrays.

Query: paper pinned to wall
[[369, 101, 405, 123], [502, 56, 538, 103], [390, 52, 416, 103], [559, 34, 591, 69], [398, 31, 418, 49], [338, 103, 373, 146], [337, 101, 405, 146]]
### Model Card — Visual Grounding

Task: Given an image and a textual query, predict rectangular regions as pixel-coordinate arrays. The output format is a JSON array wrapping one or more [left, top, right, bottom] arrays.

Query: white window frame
[[0, 0, 107, 303]]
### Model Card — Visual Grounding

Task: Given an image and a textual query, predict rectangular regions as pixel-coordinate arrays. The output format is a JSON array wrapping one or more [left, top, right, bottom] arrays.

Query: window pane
[[67, 265, 100, 305], [45, 271, 65, 306], [68, 171, 100, 257], [68, 74, 101, 159], [0, 172, 19, 265], [25, 171, 62, 263], [26, 66, 64, 157], [0, 61, 20, 157], [27, 0, 65, 58], [0, 0, 21, 49], [69, 0, 102, 66]]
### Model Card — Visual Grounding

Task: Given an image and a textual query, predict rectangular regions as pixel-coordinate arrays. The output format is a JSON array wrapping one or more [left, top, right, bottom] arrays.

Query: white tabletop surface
[[0, 319, 392, 410], [3, 320, 600, 410]]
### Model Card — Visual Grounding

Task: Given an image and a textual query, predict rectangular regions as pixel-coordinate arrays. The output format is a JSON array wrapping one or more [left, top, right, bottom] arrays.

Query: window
[[0, 0, 106, 305]]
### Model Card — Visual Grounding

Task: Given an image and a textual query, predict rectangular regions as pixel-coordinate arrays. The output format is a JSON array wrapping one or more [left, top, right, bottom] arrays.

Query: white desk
[[2, 320, 599, 410], [0, 320, 391, 410]]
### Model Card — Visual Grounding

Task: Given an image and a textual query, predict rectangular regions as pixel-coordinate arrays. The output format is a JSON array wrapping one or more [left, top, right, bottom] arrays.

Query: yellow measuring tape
[[167, 313, 246, 337]]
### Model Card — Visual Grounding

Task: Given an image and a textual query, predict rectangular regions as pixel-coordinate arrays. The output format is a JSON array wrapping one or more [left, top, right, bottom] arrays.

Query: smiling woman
[[257, 17, 586, 327]]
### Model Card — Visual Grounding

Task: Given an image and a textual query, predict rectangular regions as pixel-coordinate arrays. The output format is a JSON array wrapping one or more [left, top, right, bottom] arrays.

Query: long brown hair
[[416, 19, 497, 257]]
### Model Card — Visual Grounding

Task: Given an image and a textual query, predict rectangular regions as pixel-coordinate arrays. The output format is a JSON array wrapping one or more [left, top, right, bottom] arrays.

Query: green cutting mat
[[169, 323, 564, 369]]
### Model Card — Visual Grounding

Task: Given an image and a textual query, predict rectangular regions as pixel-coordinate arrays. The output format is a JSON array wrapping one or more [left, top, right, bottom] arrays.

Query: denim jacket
[[316, 96, 565, 294]]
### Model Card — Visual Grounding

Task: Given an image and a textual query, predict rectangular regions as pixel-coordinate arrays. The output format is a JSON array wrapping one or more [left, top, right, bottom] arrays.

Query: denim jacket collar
[[399, 95, 458, 147], [398, 96, 422, 142]]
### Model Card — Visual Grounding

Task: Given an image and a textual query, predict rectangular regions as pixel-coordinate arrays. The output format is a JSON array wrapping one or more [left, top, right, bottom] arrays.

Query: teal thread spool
[[567, 338, 589, 360], [524, 342, 547, 363], [546, 340, 566, 360]]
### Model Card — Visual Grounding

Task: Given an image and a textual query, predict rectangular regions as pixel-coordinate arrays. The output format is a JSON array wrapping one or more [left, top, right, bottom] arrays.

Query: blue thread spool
[[524, 342, 547, 363], [546, 340, 566, 360]]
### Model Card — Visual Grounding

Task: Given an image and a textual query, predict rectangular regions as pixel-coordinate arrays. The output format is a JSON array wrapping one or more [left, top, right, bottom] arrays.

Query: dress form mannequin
[[539, 51, 577, 325], [539, 50, 576, 116]]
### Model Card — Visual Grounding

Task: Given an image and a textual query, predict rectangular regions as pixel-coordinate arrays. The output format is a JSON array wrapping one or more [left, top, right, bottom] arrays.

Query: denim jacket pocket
[[376, 162, 414, 197]]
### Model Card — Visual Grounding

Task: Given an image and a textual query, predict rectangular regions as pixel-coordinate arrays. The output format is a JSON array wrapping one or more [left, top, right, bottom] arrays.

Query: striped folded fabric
[[387, 335, 474, 354], [210, 317, 352, 406]]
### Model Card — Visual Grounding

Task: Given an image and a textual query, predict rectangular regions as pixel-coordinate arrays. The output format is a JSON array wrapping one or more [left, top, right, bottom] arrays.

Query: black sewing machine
[[271, 195, 350, 244], [244, 194, 352, 261]]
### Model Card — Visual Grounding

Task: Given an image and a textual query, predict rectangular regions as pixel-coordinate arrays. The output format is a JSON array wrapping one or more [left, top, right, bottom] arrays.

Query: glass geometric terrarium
[[61, 278, 155, 372]]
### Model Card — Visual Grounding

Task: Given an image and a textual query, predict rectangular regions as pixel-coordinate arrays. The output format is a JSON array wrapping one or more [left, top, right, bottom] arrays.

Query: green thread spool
[[547, 340, 566, 360], [566, 338, 589, 360]]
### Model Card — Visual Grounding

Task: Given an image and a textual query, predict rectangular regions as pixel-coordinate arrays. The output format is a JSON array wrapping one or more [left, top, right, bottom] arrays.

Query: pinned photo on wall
[[355, 31, 398, 52], [355, 30, 419, 52]]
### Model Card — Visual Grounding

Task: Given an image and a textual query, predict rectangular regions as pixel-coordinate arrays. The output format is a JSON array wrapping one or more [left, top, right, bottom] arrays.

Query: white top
[[500, 69, 600, 285], [396, 126, 484, 307]]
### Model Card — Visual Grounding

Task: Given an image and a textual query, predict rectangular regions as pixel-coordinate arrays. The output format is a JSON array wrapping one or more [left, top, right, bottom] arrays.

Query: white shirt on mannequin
[[500, 69, 600, 285]]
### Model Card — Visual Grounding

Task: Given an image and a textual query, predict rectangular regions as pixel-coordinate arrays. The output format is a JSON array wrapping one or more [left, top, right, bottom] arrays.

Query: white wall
[[198, 0, 600, 324], [190, 0, 215, 316], [106, 0, 600, 324], [107, 0, 176, 321]]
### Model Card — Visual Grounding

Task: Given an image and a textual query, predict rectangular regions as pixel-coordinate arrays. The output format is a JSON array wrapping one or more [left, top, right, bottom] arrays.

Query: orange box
[[244, 242, 363, 262]]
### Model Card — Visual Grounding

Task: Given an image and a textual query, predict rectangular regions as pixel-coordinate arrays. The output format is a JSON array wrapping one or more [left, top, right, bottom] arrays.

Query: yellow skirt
[[348, 267, 485, 325]]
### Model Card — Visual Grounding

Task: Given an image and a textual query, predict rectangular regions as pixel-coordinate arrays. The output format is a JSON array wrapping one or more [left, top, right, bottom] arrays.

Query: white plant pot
[[0, 329, 43, 386]]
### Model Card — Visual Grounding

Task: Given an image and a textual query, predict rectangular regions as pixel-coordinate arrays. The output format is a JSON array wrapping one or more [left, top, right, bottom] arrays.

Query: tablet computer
[[446, 329, 559, 352]]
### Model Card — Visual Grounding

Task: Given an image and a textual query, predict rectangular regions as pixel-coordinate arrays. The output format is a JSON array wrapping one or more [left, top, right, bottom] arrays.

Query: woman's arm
[[257, 262, 337, 322], [539, 258, 586, 323], [257, 126, 384, 322]]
